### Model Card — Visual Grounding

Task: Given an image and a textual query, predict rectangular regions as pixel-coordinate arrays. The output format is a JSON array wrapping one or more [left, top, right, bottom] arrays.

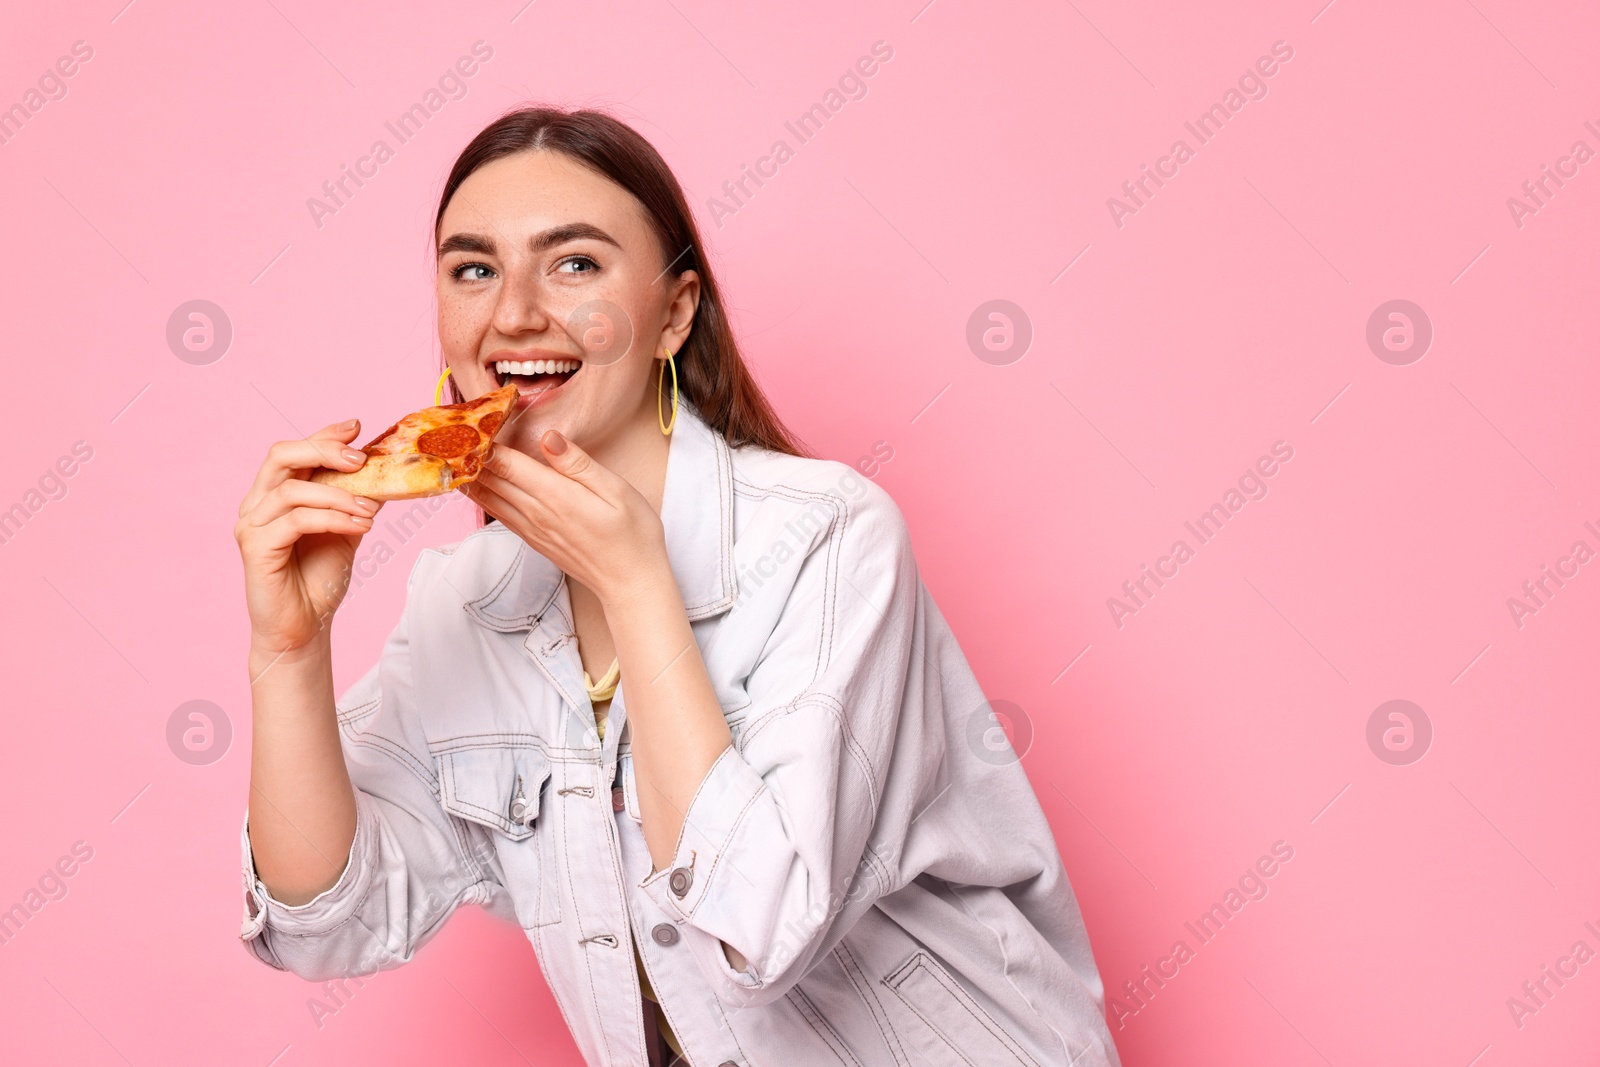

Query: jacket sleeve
[[636, 474, 925, 1008], [239, 574, 512, 981]]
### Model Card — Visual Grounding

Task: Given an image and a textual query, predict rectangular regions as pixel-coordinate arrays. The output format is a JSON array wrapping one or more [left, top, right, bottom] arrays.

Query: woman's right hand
[[235, 419, 383, 657]]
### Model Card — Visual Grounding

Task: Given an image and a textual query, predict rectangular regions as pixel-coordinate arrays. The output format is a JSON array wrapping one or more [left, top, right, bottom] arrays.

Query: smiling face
[[435, 149, 699, 458]]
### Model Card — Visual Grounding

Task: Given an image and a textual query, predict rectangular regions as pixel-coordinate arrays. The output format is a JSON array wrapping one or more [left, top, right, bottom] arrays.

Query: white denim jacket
[[238, 399, 1122, 1067]]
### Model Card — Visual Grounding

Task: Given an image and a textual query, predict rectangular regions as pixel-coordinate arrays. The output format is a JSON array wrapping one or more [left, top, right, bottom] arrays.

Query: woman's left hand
[[463, 430, 669, 603]]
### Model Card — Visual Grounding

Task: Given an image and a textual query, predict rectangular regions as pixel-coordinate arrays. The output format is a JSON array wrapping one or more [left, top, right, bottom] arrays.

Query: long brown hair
[[436, 106, 810, 457]]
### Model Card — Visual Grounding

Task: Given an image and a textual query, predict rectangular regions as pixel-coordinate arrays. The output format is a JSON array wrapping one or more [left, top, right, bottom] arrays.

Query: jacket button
[[668, 866, 693, 897], [651, 922, 679, 946], [509, 797, 528, 822], [611, 787, 625, 812]]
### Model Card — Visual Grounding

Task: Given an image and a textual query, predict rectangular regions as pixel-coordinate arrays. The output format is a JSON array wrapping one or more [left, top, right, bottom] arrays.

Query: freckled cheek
[[437, 302, 484, 361]]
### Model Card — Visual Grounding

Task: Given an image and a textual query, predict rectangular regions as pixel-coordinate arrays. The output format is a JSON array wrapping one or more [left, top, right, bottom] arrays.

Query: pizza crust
[[310, 453, 459, 501]]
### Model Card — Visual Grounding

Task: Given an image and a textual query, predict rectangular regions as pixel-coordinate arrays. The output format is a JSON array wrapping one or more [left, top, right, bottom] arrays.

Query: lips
[[484, 352, 581, 414]]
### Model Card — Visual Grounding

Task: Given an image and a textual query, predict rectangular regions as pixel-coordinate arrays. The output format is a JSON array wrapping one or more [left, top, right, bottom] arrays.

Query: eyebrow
[[436, 222, 622, 260]]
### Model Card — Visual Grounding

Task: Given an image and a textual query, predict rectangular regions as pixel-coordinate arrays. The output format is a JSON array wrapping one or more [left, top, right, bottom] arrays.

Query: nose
[[490, 263, 555, 338]]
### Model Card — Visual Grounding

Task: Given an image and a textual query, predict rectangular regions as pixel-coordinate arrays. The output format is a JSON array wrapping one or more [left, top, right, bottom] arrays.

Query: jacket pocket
[[786, 986, 866, 1067], [437, 745, 549, 839], [882, 951, 1041, 1067], [433, 744, 561, 926]]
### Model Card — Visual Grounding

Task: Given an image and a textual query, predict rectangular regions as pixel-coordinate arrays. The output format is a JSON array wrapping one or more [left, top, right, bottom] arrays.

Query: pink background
[[2, 0, 1597, 1063]]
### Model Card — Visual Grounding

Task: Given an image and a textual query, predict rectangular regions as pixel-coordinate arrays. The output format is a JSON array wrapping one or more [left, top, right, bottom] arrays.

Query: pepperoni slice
[[460, 452, 482, 476], [416, 424, 481, 458], [478, 411, 506, 437]]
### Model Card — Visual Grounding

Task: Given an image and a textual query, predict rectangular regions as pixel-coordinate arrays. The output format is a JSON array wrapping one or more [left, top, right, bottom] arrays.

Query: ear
[[660, 269, 700, 355]]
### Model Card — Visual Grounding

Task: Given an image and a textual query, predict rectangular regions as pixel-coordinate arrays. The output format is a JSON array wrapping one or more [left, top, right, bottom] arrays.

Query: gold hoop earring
[[658, 348, 679, 435], [434, 366, 453, 406]]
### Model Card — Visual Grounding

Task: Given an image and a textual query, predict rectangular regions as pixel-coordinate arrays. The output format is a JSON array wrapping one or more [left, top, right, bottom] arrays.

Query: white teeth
[[493, 359, 579, 376]]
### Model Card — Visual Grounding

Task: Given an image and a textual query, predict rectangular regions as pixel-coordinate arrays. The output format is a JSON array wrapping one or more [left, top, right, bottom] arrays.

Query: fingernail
[[544, 430, 568, 455], [352, 515, 373, 527], [341, 418, 359, 430], [355, 497, 379, 513], [342, 448, 366, 465]]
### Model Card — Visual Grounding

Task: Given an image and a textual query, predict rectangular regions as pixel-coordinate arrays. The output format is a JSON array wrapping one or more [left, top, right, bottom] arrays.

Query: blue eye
[[451, 262, 495, 281], [557, 256, 598, 274]]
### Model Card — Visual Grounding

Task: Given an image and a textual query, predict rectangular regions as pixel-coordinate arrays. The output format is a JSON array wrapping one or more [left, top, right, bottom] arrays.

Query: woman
[[235, 107, 1121, 1067]]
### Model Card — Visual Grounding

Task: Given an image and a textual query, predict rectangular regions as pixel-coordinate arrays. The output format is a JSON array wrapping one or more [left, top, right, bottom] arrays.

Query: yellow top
[[584, 656, 621, 703], [590, 661, 684, 1061]]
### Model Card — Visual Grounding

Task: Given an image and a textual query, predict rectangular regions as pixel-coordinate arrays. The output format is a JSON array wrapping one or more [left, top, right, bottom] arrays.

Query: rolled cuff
[[240, 790, 375, 946], [637, 744, 766, 922]]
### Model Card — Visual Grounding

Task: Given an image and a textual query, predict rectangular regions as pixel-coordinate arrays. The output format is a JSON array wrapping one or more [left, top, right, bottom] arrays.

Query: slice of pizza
[[310, 383, 517, 501]]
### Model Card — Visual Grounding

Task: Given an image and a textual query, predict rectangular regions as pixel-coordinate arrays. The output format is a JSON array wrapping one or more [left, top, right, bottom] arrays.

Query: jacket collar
[[460, 398, 738, 631]]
